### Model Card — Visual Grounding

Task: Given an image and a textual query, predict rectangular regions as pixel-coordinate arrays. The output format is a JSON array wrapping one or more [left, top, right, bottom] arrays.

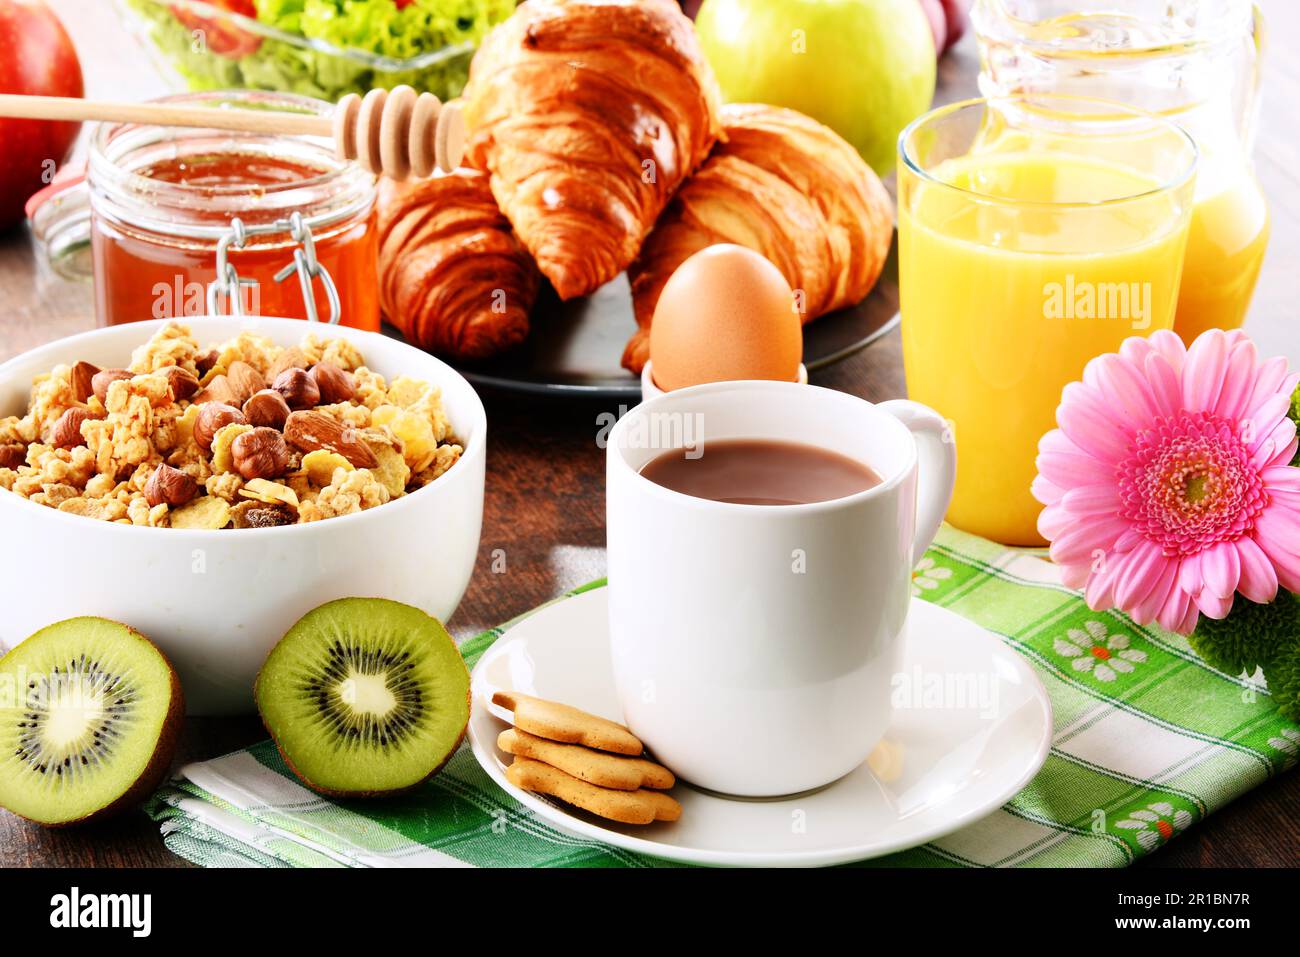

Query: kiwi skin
[[2, 619, 185, 828], [254, 598, 471, 799]]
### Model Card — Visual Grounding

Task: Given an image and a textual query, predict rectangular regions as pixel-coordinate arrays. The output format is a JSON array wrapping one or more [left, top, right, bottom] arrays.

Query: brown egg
[[648, 244, 803, 392]]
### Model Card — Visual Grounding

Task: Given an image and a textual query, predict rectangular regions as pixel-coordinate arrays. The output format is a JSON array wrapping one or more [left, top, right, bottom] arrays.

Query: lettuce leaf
[[124, 0, 513, 102]]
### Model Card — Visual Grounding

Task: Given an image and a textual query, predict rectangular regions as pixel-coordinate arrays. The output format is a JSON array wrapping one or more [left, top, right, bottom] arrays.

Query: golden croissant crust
[[377, 171, 540, 361], [624, 103, 895, 374], [462, 0, 723, 301]]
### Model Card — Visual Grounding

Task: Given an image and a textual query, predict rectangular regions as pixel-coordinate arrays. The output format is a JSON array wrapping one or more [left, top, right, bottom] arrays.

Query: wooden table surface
[[1, 1, 1296, 868]]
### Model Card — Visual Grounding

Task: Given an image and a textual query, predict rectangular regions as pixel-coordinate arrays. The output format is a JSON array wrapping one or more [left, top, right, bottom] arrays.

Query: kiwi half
[[255, 598, 470, 797], [0, 617, 183, 826]]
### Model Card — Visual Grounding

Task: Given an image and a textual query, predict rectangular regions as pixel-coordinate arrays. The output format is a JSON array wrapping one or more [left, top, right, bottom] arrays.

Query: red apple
[[169, 0, 261, 59], [918, 0, 947, 58], [0, 0, 83, 231], [938, 0, 968, 51]]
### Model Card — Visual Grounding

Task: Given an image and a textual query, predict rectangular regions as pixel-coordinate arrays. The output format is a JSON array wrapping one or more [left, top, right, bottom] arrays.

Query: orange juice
[[899, 151, 1193, 545], [1174, 168, 1270, 342]]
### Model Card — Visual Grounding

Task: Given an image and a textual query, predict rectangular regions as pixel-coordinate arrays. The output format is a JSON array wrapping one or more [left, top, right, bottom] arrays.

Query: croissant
[[623, 103, 895, 374], [377, 170, 540, 361], [462, 0, 723, 301]]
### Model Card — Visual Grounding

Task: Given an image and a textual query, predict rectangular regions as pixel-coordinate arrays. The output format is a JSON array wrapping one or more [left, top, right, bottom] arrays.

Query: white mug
[[605, 381, 957, 796]]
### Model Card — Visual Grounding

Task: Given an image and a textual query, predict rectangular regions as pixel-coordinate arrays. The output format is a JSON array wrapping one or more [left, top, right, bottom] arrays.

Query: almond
[[283, 410, 378, 469], [266, 346, 309, 384], [191, 374, 238, 407], [226, 361, 265, 405], [162, 365, 201, 402], [71, 361, 101, 402]]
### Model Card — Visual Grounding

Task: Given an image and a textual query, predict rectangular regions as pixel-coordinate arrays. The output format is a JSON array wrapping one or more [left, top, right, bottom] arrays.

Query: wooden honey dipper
[[0, 85, 466, 180]]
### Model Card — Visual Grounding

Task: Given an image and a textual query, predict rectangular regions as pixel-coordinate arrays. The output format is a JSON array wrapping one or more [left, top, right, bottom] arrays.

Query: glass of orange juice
[[972, 0, 1269, 345], [898, 95, 1197, 546]]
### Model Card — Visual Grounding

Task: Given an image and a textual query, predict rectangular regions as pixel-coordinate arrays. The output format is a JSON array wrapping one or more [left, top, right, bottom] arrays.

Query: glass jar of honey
[[87, 90, 379, 330]]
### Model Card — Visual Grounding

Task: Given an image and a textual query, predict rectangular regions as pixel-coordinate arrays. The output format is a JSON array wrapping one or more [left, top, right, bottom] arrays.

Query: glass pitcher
[[972, 0, 1269, 344]]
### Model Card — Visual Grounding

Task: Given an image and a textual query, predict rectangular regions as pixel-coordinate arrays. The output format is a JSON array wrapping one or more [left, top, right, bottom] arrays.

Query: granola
[[0, 322, 464, 528]]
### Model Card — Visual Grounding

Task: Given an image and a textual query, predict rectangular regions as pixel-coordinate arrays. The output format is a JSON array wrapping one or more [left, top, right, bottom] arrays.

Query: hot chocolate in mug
[[606, 381, 957, 797]]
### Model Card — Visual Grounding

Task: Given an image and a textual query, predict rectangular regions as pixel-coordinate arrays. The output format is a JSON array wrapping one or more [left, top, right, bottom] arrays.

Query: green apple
[[696, 0, 937, 175]]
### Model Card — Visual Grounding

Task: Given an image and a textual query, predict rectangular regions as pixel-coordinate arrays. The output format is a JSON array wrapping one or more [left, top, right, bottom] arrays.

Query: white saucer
[[467, 588, 1052, 867]]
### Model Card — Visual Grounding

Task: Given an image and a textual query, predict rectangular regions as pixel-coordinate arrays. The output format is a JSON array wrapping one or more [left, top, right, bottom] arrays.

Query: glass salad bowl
[[113, 0, 515, 103]]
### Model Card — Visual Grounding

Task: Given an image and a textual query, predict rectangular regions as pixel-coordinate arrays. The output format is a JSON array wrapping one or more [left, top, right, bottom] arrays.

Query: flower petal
[[1143, 351, 1183, 419], [1181, 329, 1229, 413], [1061, 484, 1122, 515], [1244, 356, 1290, 417], [1156, 585, 1195, 634], [1211, 336, 1260, 420], [1201, 540, 1242, 600], [1113, 541, 1169, 612], [1055, 638, 1084, 657], [1193, 589, 1233, 620], [1048, 521, 1129, 566], [1057, 382, 1132, 462], [1086, 353, 1159, 430], [1128, 557, 1178, 624], [1235, 535, 1279, 605], [1255, 508, 1300, 592]]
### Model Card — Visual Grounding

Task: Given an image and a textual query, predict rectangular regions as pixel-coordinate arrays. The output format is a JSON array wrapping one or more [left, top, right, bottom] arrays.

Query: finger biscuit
[[498, 728, 675, 791], [505, 757, 681, 825], [491, 691, 642, 755]]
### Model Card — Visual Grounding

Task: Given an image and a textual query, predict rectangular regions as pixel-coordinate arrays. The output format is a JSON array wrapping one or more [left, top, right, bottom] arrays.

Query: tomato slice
[[170, 0, 262, 59]]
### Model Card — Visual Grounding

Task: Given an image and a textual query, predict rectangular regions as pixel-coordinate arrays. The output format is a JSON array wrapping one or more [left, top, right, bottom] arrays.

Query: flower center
[[1117, 411, 1267, 556], [1090, 645, 1111, 661]]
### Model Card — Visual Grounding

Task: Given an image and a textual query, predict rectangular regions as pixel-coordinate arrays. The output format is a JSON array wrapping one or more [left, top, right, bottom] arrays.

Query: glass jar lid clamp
[[206, 212, 342, 324]]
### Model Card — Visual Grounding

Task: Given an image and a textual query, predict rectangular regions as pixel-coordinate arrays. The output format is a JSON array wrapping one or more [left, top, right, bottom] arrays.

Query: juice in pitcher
[[974, 0, 1269, 343], [898, 97, 1198, 545]]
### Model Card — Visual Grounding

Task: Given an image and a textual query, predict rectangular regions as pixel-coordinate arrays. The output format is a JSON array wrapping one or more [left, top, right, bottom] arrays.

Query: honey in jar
[[88, 91, 378, 330]]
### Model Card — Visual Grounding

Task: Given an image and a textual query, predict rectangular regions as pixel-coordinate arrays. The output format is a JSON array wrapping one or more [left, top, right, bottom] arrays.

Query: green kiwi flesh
[[0, 617, 183, 826], [255, 598, 470, 797]]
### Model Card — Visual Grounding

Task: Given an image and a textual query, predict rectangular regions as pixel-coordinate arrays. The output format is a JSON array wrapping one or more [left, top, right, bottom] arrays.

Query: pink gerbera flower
[[1033, 329, 1300, 635]]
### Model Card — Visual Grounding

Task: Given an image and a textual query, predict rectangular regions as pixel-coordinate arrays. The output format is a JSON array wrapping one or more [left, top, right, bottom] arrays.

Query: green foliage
[[1291, 380, 1300, 465], [1191, 591, 1300, 720], [1268, 640, 1300, 723]]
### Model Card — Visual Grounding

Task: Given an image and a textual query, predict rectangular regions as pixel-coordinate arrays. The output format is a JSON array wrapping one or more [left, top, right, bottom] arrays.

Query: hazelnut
[[144, 464, 198, 507], [243, 389, 291, 430], [161, 366, 201, 402], [193, 403, 246, 453], [226, 360, 264, 405], [71, 361, 101, 402], [195, 350, 220, 377], [0, 443, 26, 470], [309, 362, 356, 405], [231, 427, 291, 480], [272, 368, 320, 410], [51, 407, 98, 449], [91, 368, 133, 404]]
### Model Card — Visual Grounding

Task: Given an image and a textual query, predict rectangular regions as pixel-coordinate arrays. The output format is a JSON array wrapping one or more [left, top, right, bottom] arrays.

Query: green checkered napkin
[[146, 526, 1299, 868]]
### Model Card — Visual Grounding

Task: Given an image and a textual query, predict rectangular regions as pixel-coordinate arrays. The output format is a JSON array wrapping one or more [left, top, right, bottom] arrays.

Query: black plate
[[445, 239, 900, 399]]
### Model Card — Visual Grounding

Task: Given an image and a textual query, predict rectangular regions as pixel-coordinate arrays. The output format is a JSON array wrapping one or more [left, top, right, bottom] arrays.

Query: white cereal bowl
[[0, 317, 487, 715]]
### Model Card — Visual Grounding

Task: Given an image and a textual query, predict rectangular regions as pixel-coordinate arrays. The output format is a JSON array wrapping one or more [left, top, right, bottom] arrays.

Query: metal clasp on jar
[[206, 212, 342, 324]]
